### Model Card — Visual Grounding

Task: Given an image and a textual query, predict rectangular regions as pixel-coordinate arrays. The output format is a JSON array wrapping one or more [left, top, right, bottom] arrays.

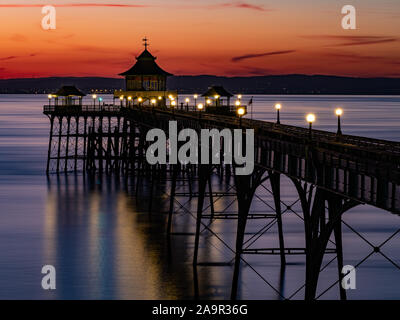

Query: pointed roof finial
[[143, 36, 149, 50]]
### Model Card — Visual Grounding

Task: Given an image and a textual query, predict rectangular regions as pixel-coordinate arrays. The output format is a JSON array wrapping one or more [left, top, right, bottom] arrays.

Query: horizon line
[[1, 74, 400, 81]]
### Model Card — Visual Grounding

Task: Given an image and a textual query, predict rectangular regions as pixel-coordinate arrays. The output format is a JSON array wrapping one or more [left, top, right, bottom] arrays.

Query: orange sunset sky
[[0, 0, 399, 79]]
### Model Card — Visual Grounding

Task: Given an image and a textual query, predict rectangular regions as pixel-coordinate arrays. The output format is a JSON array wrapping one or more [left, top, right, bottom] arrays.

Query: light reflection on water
[[0, 94, 399, 300]]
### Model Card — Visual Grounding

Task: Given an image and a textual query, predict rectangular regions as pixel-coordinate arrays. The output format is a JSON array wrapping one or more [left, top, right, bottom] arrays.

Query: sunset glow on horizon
[[0, 0, 400, 79]]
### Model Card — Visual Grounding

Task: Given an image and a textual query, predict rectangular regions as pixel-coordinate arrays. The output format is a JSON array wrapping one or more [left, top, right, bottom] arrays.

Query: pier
[[42, 42, 400, 300], [43, 100, 400, 300]]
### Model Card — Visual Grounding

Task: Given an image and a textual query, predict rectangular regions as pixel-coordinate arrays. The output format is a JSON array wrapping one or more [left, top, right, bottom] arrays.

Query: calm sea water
[[0, 94, 399, 300]]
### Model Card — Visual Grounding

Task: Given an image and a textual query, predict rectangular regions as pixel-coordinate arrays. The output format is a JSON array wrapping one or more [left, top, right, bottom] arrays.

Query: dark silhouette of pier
[[43, 101, 400, 300]]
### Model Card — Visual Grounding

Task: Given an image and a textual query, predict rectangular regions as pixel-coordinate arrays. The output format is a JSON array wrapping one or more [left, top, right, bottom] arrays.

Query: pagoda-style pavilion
[[51, 85, 86, 106], [115, 38, 176, 106], [202, 86, 234, 107]]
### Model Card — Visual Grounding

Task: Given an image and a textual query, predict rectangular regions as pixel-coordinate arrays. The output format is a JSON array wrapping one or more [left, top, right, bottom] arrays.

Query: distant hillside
[[1, 75, 400, 95]]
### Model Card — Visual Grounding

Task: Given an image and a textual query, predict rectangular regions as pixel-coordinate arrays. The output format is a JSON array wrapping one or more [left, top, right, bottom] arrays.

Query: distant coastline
[[1, 75, 400, 95]]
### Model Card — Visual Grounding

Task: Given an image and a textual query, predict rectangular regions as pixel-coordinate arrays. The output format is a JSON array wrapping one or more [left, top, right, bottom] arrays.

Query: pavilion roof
[[202, 86, 234, 98], [119, 49, 173, 76], [53, 86, 86, 97]]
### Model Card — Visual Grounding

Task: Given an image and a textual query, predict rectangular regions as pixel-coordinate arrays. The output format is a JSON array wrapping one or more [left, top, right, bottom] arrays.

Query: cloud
[[0, 54, 38, 61], [232, 50, 296, 62], [320, 51, 400, 66], [324, 52, 383, 61], [212, 2, 269, 11], [9, 34, 28, 42], [0, 56, 18, 61], [0, 3, 149, 8], [245, 67, 273, 75], [302, 35, 398, 47]]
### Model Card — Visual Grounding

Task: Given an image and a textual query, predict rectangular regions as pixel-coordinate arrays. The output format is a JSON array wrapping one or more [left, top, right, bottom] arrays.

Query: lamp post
[[194, 94, 198, 108], [120, 96, 124, 107], [237, 107, 245, 127], [151, 99, 157, 110], [275, 103, 281, 124], [306, 113, 316, 139], [214, 95, 220, 106], [169, 100, 175, 115], [197, 103, 204, 119], [48, 94, 52, 107], [128, 96, 132, 107], [185, 98, 190, 111], [138, 97, 143, 107], [335, 108, 343, 135], [92, 94, 97, 107]]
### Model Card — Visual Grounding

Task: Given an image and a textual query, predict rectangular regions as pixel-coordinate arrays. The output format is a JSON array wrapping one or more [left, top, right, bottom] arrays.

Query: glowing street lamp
[[194, 94, 198, 106], [238, 94, 242, 100], [206, 99, 212, 106], [235, 100, 241, 107], [48, 94, 52, 106], [306, 113, 316, 139], [127, 96, 132, 107], [92, 94, 97, 106], [151, 99, 157, 109], [138, 97, 143, 106], [119, 95, 124, 107], [237, 107, 246, 127], [275, 103, 282, 124], [197, 103, 204, 119], [185, 98, 190, 110], [335, 108, 343, 135], [214, 95, 220, 106]]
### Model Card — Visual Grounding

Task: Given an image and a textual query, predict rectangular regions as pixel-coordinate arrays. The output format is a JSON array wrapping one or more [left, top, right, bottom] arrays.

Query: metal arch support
[[193, 164, 214, 266], [231, 166, 267, 300], [269, 170, 286, 266], [290, 177, 360, 300]]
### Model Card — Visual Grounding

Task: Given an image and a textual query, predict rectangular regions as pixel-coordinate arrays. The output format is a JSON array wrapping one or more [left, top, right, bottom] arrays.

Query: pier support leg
[[167, 164, 178, 235], [83, 117, 87, 171], [231, 168, 266, 300], [193, 165, 210, 266], [291, 179, 359, 300], [74, 116, 79, 171], [56, 117, 62, 173], [64, 116, 71, 172], [46, 116, 54, 174], [208, 171, 215, 219], [329, 197, 347, 300], [269, 171, 286, 266]]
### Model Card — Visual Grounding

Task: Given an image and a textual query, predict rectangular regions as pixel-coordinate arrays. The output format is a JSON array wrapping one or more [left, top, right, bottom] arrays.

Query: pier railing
[[43, 105, 121, 113], [43, 104, 245, 116]]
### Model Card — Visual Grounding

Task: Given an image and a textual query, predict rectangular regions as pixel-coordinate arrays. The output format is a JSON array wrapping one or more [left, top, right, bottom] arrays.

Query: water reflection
[[1, 95, 400, 299], [44, 174, 236, 299]]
